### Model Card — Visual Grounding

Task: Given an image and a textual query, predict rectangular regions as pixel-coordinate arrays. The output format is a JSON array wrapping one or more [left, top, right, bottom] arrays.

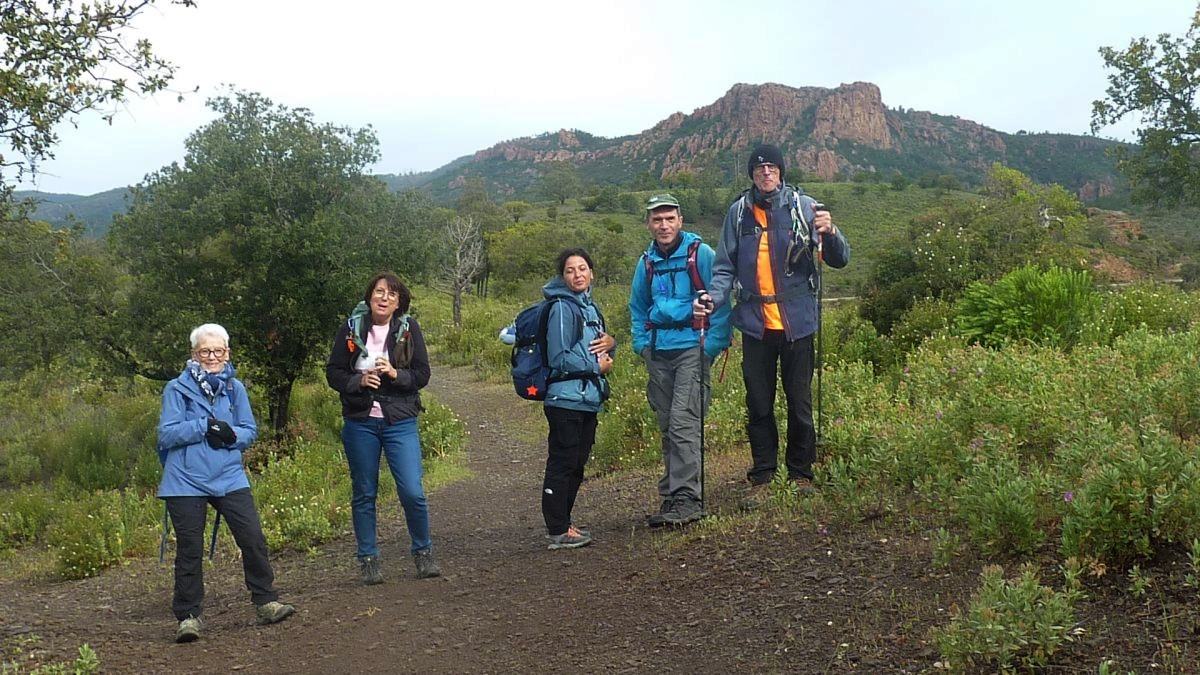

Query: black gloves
[[205, 418, 238, 449]]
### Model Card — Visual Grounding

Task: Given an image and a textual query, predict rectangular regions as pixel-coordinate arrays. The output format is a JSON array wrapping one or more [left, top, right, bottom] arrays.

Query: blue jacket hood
[[542, 275, 593, 307]]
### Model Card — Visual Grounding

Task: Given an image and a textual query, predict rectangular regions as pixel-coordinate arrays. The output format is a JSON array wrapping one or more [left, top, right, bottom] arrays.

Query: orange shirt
[[753, 205, 783, 330]]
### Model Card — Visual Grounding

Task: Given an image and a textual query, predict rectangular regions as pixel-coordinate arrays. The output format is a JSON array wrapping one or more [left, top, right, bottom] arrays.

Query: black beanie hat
[[747, 144, 785, 180]]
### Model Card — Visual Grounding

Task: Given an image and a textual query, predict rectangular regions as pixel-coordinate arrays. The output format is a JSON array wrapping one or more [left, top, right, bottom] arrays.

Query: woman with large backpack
[[325, 272, 440, 584], [540, 248, 615, 549]]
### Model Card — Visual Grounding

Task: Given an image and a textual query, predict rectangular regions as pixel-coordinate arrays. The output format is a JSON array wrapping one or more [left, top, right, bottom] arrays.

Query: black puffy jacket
[[325, 314, 430, 423]]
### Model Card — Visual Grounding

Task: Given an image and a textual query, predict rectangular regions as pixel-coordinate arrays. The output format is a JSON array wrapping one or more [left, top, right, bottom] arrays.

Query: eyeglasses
[[194, 348, 228, 359], [752, 164, 780, 176], [372, 288, 400, 301]]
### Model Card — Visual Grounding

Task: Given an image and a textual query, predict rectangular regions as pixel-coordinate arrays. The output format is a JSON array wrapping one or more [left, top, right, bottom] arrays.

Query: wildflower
[[1063, 491, 1074, 503]]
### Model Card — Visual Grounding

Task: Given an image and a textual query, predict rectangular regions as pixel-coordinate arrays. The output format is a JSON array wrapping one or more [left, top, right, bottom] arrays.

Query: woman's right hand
[[598, 352, 614, 375], [360, 369, 382, 390]]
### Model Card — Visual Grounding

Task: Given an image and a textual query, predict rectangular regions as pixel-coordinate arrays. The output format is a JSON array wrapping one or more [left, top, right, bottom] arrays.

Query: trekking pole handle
[[693, 291, 712, 331], [812, 202, 828, 258]]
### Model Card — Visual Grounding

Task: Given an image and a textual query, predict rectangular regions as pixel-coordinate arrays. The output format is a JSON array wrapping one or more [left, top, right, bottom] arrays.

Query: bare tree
[[433, 216, 486, 327]]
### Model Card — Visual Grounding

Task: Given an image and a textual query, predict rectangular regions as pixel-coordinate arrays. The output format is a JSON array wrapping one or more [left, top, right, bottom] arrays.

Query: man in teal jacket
[[630, 193, 731, 526]]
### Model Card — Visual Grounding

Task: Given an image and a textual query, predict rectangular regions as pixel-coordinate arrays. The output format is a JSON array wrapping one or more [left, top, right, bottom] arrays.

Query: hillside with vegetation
[[5, 3, 1200, 667], [383, 82, 1128, 205]]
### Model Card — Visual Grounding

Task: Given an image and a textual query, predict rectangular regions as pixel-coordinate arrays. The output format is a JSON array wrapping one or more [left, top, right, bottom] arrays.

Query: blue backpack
[[509, 299, 601, 401]]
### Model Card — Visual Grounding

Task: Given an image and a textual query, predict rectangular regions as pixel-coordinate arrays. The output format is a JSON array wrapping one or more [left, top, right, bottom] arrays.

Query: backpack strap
[[539, 299, 599, 387], [642, 240, 707, 347], [684, 240, 705, 294]]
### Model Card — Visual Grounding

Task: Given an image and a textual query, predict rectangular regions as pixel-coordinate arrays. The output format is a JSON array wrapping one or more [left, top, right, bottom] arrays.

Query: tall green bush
[[956, 264, 1098, 349]]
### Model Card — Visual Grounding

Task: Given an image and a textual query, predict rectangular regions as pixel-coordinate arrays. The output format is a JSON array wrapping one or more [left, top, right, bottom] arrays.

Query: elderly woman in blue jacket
[[157, 323, 294, 644], [541, 248, 616, 550]]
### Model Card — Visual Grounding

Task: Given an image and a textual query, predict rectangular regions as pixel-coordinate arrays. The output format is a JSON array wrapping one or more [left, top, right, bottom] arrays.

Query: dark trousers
[[743, 330, 815, 484], [165, 488, 278, 620], [542, 406, 597, 536]]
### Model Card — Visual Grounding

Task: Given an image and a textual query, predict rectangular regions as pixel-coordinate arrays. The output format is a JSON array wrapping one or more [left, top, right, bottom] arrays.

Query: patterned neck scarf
[[186, 359, 233, 402]]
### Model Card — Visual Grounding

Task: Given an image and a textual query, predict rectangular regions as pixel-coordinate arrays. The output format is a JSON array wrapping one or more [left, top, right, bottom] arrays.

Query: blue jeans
[[341, 416, 431, 558]]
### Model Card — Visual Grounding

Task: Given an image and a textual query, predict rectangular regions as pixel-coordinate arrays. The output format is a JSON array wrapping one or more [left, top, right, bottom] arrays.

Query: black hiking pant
[[542, 406, 597, 536], [165, 488, 279, 620], [743, 329, 816, 485]]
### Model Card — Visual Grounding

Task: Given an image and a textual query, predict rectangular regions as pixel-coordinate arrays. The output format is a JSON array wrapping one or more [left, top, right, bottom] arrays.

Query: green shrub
[[254, 439, 350, 552], [289, 376, 343, 440], [591, 364, 658, 473], [1086, 282, 1200, 344], [819, 303, 894, 369], [889, 297, 957, 353], [935, 564, 1080, 672], [1060, 424, 1200, 562], [0, 486, 58, 550], [46, 490, 158, 580], [955, 456, 1047, 557], [956, 264, 1098, 349], [419, 396, 467, 460], [1, 447, 41, 484]]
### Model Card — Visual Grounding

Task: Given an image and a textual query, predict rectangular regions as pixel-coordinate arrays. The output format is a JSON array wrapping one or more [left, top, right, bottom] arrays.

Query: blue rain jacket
[[629, 231, 731, 359], [542, 276, 610, 413], [156, 365, 258, 498]]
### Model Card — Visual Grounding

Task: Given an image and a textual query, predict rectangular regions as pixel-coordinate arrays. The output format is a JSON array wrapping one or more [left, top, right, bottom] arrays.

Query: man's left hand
[[589, 332, 616, 355], [814, 210, 836, 236]]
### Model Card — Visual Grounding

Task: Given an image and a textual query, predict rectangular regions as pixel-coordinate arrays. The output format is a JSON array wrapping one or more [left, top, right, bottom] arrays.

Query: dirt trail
[[4, 367, 827, 673], [14, 365, 1170, 673]]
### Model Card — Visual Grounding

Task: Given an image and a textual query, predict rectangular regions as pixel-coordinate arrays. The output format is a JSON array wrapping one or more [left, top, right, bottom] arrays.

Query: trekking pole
[[813, 203, 829, 448], [159, 502, 171, 564], [208, 511, 221, 560], [695, 292, 712, 515]]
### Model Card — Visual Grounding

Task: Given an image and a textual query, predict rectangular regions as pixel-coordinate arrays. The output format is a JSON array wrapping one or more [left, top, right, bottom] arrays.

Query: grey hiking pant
[[643, 346, 709, 502]]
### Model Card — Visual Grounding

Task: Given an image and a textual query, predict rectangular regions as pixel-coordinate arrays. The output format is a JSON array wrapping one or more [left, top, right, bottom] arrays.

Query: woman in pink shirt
[[326, 272, 439, 585]]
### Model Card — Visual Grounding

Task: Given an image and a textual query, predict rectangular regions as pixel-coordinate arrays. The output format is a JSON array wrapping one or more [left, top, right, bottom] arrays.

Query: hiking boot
[[255, 600, 295, 625], [741, 482, 772, 510], [570, 523, 591, 537], [359, 555, 383, 585], [546, 527, 592, 550], [646, 498, 674, 529], [789, 476, 817, 495], [175, 616, 201, 643], [663, 497, 704, 526], [413, 549, 441, 579]]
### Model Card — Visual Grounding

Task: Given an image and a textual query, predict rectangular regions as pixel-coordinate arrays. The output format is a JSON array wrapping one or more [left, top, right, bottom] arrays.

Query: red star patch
[[526, 385, 540, 397]]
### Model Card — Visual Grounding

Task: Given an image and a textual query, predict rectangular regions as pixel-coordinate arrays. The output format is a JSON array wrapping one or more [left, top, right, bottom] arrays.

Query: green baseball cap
[[645, 193, 681, 210]]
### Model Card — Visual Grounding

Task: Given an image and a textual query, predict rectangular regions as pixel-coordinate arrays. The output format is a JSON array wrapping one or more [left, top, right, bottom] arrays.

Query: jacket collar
[[643, 231, 700, 262]]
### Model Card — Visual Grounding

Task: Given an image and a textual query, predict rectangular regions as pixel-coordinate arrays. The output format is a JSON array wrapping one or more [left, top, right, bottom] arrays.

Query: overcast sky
[[15, 0, 1196, 195]]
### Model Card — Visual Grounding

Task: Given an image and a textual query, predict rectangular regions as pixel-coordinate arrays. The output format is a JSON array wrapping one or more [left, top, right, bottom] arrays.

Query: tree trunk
[[452, 288, 463, 327], [267, 378, 296, 434]]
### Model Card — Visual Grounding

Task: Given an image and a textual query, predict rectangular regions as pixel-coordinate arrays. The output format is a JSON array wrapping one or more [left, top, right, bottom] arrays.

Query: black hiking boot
[[413, 548, 441, 579], [647, 498, 674, 528], [663, 497, 704, 527], [360, 555, 383, 585]]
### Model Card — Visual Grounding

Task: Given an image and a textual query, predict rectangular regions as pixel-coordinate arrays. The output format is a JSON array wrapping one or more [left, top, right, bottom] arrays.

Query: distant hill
[[378, 81, 1127, 204], [13, 188, 131, 236], [22, 81, 1133, 234]]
